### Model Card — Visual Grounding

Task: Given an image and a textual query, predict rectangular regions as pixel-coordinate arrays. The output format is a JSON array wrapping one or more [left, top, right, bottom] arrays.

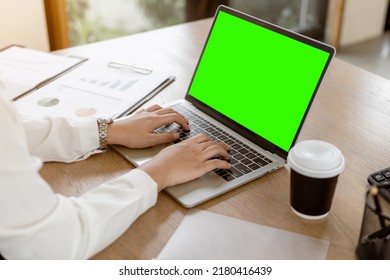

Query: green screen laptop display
[[187, 10, 332, 153]]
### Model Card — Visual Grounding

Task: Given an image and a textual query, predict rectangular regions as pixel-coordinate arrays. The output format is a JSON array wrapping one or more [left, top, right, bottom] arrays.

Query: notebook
[[114, 5, 335, 208]]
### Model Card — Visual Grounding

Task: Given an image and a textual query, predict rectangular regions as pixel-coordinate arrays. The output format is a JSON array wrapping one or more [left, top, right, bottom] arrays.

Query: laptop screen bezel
[[184, 5, 335, 160]]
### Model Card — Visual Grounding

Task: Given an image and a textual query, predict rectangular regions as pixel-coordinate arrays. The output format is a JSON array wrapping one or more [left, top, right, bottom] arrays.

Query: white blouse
[[0, 95, 158, 259]]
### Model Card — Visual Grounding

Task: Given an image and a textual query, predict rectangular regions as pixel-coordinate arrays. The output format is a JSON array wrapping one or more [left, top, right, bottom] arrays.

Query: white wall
[[339, 0, 389, 47], [0, 0, 49, 51]]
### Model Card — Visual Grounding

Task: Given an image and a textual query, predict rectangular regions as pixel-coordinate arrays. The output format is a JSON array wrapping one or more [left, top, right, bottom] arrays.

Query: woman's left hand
[[106, 104, 190, 148]]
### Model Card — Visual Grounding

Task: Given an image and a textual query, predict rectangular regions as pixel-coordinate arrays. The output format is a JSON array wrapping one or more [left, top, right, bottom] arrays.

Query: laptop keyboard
[[154, 104, 273, 182]]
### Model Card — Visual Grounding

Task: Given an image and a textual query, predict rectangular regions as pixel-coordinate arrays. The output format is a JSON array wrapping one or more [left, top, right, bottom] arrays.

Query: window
[[45, 0, 329, 50]]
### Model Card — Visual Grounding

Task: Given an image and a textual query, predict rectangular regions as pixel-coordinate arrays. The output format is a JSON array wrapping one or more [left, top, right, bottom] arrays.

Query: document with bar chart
[[14, 61, 174, 120]]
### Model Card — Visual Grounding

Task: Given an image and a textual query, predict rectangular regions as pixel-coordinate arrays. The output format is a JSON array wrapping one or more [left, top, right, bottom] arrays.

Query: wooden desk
[[41, 19, 390, 260]]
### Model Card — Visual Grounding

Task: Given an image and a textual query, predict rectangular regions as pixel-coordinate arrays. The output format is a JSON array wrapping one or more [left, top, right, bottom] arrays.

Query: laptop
[[114, 5, 335, 208]]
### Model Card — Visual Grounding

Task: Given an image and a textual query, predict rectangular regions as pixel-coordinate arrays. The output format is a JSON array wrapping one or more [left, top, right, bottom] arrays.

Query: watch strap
[[97, 118, 113, 150]]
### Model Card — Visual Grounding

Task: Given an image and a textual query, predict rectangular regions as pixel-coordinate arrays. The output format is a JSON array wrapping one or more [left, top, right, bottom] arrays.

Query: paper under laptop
[[114, 5, 335, 208]]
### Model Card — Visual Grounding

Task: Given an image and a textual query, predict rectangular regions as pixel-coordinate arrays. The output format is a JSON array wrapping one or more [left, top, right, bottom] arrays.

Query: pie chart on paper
[[37, 97, 60, 107], [75, 107, 98, 118]]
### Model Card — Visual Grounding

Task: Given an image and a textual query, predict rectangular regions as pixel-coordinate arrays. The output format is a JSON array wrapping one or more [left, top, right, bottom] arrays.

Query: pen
[[107, 61, 153, 75], [371, 186, 386, 228]]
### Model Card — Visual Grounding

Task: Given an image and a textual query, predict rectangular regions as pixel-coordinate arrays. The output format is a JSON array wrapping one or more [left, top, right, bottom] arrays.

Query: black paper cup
[[288, 140, 345, 220]]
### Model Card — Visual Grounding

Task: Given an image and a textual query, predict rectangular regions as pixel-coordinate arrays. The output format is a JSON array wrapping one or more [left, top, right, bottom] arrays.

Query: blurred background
[[0, 0, 389, 79], [63, 0, 328, 47]]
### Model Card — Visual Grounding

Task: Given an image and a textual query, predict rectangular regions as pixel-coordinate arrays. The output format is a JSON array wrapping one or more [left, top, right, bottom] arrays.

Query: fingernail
[[173, 132, 180, 139]]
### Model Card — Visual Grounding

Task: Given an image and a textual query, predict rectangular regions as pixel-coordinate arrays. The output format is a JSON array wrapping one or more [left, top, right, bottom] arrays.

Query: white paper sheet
[[157, 209, 329, 260]]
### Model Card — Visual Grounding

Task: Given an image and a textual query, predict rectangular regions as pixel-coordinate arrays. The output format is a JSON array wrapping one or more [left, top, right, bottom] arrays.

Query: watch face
[[98, 118, 113, 124]]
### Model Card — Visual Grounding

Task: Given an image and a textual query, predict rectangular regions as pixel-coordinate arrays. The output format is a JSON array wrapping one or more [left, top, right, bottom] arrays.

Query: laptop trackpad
[[165, 172, 227, 208], [113, 144, 168, 166]]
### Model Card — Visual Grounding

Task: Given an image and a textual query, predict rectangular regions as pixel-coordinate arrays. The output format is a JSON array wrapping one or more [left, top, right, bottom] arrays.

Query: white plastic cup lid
[[287, 140, 345, 178]]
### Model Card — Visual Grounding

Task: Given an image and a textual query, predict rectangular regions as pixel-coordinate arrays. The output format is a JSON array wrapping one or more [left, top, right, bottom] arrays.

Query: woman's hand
[[106, 105, 190, 148], [139, 134, 231, 192]]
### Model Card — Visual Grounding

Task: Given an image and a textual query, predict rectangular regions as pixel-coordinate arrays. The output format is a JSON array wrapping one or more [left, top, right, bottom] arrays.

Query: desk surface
[[42, 19, 390, 260]]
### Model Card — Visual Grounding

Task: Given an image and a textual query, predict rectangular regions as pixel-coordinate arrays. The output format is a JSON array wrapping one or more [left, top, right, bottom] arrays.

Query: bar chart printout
[[14, 62, 170, 119]]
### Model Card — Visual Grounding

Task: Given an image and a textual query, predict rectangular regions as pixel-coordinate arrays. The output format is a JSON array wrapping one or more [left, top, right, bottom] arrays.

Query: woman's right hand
[[138, 134, 231, 192]]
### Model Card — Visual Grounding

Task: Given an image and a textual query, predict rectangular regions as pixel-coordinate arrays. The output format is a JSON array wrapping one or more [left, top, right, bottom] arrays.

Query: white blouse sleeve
[[22, 115, 100, 162], [0, 97, 158, 259]]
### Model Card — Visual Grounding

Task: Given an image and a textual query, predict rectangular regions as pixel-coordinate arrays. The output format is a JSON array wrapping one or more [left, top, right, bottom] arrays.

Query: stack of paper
[[0, 46, 174, 119]]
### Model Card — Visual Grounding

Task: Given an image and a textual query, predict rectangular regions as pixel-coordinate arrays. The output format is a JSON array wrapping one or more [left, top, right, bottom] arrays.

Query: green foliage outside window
[[66, 0, 185, 47]]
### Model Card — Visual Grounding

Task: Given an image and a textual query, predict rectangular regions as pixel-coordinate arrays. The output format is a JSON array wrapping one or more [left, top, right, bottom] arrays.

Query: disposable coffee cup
[[287, 140, 345, 220]]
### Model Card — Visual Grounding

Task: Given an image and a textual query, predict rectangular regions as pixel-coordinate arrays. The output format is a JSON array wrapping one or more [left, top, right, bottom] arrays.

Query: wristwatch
[[97, 118, 113, 150]]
